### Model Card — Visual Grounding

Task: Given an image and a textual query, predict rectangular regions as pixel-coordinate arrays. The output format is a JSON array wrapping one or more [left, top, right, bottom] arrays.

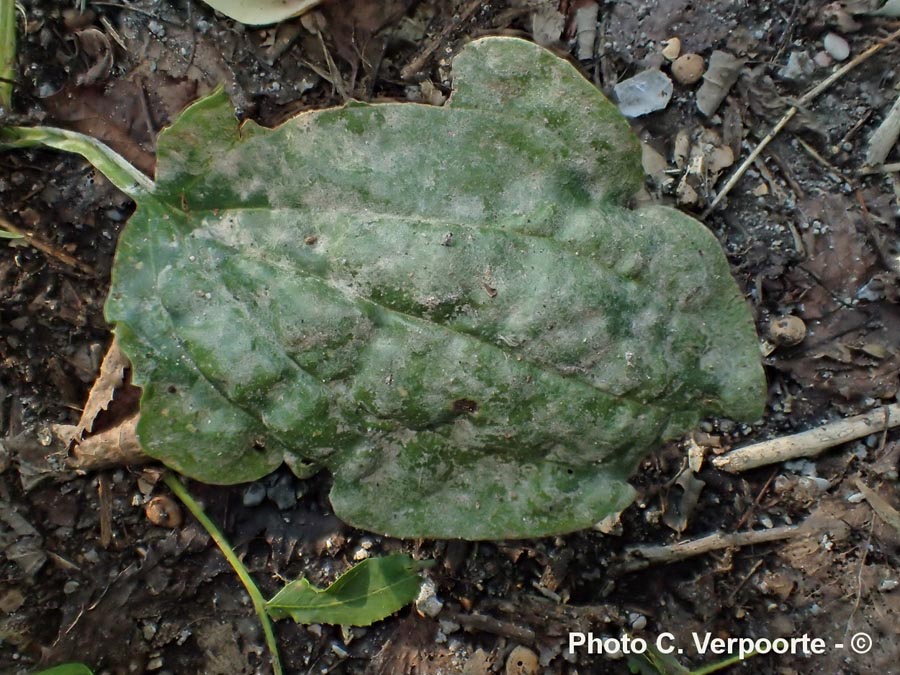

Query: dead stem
[[611, 524, 808, 574], [714, 403, 900, 473]]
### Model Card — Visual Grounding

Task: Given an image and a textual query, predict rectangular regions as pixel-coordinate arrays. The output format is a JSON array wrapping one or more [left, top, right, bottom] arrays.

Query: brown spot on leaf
[[452, 398, 478, 414]]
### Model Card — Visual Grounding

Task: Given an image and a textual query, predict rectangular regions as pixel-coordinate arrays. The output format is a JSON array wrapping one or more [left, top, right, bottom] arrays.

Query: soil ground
[[2, 1, 900, 674]]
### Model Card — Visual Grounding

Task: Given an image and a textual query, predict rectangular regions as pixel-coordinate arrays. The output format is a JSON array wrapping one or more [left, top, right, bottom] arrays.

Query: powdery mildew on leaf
[[102, 37, 765, 539]]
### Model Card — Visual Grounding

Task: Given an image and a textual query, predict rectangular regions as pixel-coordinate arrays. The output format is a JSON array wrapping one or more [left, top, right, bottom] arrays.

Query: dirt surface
[[2, 1, 900, 674]]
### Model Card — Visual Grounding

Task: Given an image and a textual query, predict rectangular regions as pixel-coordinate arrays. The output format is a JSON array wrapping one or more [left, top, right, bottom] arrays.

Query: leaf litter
[[771, 194, 900, 406]]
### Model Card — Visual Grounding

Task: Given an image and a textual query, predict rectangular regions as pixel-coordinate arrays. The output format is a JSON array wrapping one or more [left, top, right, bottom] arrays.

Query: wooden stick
[[612, 524, 807, 574], [443, 610, 536, 643], [859, 160, 900, 174], [866, 90, 900, 166], [703, 26, 900, 218], [713, 403, 900, 473]]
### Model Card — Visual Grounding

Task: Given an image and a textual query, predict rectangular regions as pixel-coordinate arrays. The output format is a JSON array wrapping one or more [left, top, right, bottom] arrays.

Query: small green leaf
[[265, 554, 428, 626], [0, 228, 24, 239], [31, 665, 94, 675]]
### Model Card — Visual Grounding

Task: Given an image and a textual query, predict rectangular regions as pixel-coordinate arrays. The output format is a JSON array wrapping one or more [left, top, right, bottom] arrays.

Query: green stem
[[162, 473, 283, 675], [0, 125, 154, 197], [0, 0, 15, 109], [691, 651, 756, 675]]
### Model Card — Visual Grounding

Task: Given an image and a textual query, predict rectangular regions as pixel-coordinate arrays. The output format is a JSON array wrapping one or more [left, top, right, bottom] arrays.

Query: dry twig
[[866, 90, 900, 165], [443, 610, 536, 643], [400, 0, 482, 80], [611, 524, 809, 574], [713, 403, 900, 473], [859, 161, 900, 174]]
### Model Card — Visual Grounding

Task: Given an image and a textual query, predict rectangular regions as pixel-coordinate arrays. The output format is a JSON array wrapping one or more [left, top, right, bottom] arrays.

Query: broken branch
[[713, 403, 900, 473], [611, 524, 809, 574]]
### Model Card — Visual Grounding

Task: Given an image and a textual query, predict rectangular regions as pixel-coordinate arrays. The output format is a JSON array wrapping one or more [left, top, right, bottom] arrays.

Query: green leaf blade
[[31, 665, 94, 675], [265, 555, 427, 626], [100, 36, 765, 538]]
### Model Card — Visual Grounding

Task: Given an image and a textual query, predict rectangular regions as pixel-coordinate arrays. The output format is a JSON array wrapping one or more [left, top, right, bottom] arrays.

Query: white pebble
[[823, 33, 850, 61], [814, 51, 833, 68], [415, 577, 444, 618], [614, 69, 673, 117]]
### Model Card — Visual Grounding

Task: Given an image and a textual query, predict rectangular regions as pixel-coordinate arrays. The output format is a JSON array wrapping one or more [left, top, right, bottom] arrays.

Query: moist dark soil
[[2, 1, 900, 674]]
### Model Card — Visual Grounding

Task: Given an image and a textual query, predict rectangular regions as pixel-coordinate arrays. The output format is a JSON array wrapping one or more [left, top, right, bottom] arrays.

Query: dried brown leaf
[[76, 335, 130, 437], [69, 414, 148, 471]]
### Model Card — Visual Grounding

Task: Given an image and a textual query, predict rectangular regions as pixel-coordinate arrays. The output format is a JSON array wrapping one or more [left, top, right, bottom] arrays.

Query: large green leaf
[[266, 554, 427, 626], [2, 37, 765, 539]]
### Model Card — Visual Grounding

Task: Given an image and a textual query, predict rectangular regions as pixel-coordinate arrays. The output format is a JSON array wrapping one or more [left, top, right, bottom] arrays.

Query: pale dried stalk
[[613, 524, 808, 573], [713, 403, 900, 473], [866, 90, 900, 166]]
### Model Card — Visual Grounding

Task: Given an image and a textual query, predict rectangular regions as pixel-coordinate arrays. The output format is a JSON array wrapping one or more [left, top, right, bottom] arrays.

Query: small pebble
[[142, 622, 158, 641], [779, 51, 815, 84], [242, 482, 267, 507], [767, 315, 806, 347], [799, 476, 831, 493], [672, 53, 704, 85], [629, 613, 648, 631], [439, 619, 460, 635], [614, 69, 673, 117], [266, 473, 297, 510], [661, 37, 681, 61], [814, 51, 833, 68], [823, 33, 850, 61], [145, 495, 183, 528], [505, 645, 540, 675], [0, 589, 25, 613], [415, 577, 444, 618]]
